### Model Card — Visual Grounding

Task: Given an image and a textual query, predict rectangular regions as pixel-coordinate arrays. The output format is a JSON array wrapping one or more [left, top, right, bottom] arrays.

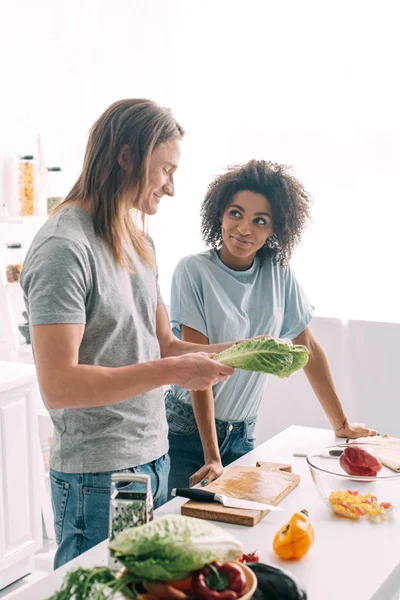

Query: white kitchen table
[[4, 425, 400, 600]]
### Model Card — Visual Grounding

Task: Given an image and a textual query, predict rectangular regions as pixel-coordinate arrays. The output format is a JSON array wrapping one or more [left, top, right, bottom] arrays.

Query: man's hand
[[335, 419, 378, 439], [170, 353, 234, 391], [189, 460, 224, 487]]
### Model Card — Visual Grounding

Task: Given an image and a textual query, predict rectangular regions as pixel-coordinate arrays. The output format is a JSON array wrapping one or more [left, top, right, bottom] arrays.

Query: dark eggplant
[[247, 562, 307, 600]]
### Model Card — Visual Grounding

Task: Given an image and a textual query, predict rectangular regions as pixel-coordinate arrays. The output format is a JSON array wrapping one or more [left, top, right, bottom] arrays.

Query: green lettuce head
[[213, 337, 309, 378], [108, 514, 243, 581]]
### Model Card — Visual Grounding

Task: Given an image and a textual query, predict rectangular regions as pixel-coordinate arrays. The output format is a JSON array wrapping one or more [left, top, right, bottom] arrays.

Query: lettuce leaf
[[108, 515, 243, 581], [214, 337, 309, 378]]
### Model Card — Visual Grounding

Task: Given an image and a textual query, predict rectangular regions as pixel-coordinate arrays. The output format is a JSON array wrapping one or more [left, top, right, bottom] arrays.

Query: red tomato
[[239, 551, 260, 563]]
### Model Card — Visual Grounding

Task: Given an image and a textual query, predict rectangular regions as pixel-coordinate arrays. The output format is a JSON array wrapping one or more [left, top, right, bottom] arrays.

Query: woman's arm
[[293, 326, 377, 438], [156, 304, 234, 357], [32, 323, 234, 410], [180, 325, 224, 486]]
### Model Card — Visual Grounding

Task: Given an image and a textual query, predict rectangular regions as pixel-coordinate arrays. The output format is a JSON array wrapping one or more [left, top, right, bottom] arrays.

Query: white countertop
[[5, 425, 400, 600]]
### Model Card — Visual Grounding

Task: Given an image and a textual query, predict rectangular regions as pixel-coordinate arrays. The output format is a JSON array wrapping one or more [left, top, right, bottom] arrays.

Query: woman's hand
[[170, 353, 234, 391], [189, 460, 224, 487], [335, 419, 378, 439]]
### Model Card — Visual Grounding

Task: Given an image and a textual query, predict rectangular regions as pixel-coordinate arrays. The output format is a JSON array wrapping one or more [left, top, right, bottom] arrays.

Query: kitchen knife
[[171, 488, 285, 512]]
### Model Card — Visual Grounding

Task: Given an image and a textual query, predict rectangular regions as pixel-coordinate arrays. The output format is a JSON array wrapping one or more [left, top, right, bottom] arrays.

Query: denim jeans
[[165, 391, 257, 498], [50, 453, 170, 569]]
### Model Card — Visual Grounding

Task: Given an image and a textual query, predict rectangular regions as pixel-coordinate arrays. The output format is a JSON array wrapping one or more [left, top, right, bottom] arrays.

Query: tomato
[[239, 551, 260, 563]]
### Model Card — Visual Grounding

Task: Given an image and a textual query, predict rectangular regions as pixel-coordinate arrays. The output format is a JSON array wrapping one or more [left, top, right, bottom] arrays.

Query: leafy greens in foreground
[[213, 337, 309, 378], [108, 514, 243, 581], [49, 515, 243, 599], [47, 566, 137, 600]]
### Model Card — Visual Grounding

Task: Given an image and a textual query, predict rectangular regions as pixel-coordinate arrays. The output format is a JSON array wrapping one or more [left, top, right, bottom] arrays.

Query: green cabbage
[[108, 514, 243, 581], [214, 337, 309, 378]]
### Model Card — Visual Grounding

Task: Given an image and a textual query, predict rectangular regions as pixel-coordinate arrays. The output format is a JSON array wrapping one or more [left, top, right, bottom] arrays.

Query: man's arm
[[293, 326, 377, 438], [32, 323, 234, 410], [179, 325, 224, 487]]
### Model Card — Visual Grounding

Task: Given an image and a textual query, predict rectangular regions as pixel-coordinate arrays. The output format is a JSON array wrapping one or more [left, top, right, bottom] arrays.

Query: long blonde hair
[[57, 99, 184, 269]]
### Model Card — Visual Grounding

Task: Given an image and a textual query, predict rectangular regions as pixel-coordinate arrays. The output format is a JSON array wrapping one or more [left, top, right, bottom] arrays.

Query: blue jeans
[[165, 391, 257, 498], [50, 453, 170, 569]]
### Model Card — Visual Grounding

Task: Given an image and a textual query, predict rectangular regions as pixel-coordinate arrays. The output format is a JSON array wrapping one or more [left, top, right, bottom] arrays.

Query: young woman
[[20, 99, 236, 568], [166, 159, 377, 493]]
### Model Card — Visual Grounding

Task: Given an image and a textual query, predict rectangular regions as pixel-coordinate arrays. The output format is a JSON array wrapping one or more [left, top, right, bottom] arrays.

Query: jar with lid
[[5, 243, 23, 283], [19, 155, 37, 216], [47, 167, 65, 214]]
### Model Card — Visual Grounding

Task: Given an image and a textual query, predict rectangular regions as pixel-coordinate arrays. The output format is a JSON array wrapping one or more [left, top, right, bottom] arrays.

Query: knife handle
[[171, 488, 217, 502]]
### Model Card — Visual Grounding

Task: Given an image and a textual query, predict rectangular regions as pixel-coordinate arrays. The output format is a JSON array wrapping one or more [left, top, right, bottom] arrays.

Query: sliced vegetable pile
[[328, 490, 393, 519], [213, 337, 309, 378]]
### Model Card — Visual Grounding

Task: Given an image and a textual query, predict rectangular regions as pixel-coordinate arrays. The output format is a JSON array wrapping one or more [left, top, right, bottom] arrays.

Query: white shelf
[[0, 215, 47, 225], [0, 281, 22, 290]]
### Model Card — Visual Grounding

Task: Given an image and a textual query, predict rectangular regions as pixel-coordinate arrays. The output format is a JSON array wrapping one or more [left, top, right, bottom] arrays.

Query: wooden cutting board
[[181, 461, 300, 526]]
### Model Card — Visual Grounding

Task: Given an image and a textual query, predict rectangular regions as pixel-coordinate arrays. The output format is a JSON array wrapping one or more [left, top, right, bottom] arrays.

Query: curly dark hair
[[200, 160, 312, 266]]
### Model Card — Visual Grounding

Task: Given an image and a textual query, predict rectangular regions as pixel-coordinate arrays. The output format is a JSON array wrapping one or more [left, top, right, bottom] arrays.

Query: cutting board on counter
[[181, 461, 300, 526], [350, 435, 400, 472]]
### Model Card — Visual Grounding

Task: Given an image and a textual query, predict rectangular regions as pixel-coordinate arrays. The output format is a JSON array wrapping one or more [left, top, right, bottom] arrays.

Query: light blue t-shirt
[[170, 249, 314, 421]]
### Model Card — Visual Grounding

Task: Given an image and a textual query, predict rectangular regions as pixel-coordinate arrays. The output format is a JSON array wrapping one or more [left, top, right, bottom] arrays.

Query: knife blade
[[171, 488, 285, 512]]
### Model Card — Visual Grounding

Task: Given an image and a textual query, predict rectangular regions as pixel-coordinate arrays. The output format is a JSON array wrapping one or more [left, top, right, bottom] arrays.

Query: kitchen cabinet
[[0, 362, 42, 590]]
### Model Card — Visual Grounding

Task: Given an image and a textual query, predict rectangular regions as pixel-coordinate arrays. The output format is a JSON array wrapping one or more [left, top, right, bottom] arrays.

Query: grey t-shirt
[[20, 206, 168, 473]]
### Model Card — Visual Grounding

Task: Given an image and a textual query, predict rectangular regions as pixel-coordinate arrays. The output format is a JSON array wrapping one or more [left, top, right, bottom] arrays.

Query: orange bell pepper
[[273, 509, 315, 560]]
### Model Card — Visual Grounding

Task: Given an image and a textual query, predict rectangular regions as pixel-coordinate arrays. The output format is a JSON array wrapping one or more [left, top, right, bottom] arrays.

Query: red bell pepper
[[340, 446, 382, 477], [192, 561, 246, 600]]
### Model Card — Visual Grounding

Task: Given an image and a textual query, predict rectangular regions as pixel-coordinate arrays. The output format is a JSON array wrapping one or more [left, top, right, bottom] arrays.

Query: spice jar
[[5, 243, 23, 283], [19, 155, 37, 216], [47, 167, 65, 214]]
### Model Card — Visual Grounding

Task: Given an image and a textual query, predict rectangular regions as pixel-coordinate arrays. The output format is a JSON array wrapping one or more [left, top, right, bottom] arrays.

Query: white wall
[[256, 316, 400, 444], [0, 1, 399, 439], [1, 0, 399, 325]]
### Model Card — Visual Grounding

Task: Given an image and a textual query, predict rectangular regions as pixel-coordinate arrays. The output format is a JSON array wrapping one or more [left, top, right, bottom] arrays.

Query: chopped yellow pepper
[[273, 509, 315, 560]]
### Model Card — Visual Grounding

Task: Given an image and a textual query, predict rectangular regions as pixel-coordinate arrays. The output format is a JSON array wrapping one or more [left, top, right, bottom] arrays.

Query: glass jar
[[5, 243, 23, 283], [47, 167, 65, 214], [0, 202, 9, 218], [19, 155, 37, 216]]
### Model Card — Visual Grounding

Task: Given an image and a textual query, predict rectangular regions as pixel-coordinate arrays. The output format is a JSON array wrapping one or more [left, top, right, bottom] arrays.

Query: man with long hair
[[21, 99, 235, 568]]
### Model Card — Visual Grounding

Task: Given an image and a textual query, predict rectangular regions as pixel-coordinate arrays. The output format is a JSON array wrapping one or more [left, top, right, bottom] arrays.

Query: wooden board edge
[[270, 472, 300, 506], [181, 504, 259, 527], [256, 461, 293, 473]]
